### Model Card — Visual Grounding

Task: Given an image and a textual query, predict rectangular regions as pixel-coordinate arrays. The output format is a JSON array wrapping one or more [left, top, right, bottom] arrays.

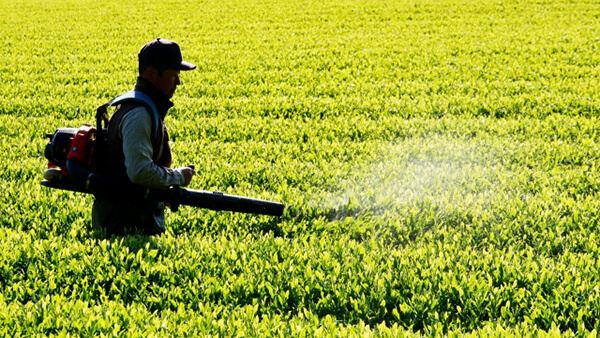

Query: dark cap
[[138, 38, 196, 72]]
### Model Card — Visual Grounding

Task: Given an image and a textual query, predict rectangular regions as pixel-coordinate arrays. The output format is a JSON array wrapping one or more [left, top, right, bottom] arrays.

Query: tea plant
[[1, 0, 600, 336]]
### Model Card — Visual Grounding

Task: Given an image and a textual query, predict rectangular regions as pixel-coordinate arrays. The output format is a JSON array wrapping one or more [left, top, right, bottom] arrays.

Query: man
[[92, 38, 196, 236]]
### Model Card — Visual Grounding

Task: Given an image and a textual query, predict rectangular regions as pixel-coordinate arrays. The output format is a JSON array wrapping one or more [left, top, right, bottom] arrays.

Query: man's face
[[154, 68, 181, 99]]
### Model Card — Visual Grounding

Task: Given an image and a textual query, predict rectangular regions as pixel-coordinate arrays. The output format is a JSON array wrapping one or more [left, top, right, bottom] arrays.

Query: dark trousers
[[92, 196, 166, 236]]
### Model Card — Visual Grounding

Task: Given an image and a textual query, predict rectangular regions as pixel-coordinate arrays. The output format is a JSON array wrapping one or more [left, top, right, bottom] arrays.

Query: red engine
[[43, 124, 96, 182]]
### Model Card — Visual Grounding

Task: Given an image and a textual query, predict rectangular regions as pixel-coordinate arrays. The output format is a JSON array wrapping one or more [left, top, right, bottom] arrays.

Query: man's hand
[[178, 166, 196, 186]]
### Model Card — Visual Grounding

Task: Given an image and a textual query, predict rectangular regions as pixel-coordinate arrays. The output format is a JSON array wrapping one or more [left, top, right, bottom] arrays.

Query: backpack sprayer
[[41, 91, 285, 217]]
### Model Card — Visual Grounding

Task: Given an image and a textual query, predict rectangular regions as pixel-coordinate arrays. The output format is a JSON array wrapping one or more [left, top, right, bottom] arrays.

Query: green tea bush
[[1, 0, 600, 336]]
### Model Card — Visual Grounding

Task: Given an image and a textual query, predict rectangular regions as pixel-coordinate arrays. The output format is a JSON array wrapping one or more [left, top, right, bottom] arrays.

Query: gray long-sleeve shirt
[[119, 106, 185, 189]]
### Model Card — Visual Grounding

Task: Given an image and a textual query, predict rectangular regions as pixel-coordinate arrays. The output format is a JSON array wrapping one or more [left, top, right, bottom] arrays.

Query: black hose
[[62, 158, 284, 216], [66, 158, 149, 200]]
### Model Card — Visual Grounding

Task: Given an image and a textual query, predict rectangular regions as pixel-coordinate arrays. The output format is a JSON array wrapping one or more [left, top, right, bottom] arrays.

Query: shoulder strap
[[109, 91, 160, 142]]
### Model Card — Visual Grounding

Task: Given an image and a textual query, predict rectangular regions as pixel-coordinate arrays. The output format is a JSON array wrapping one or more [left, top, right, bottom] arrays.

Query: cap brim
[[170, 61, 196, 71]]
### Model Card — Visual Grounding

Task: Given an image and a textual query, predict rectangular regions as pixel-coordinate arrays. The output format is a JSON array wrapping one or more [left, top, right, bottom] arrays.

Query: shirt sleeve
[[119, 106, 185, 189]]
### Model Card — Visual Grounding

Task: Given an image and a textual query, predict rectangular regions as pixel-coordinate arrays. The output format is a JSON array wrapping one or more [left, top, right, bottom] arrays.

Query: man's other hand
[[178, 166, 196, 186]]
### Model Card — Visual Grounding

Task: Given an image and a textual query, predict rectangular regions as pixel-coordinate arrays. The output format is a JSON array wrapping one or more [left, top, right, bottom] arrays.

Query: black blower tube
[[55, 159, 284, 216]]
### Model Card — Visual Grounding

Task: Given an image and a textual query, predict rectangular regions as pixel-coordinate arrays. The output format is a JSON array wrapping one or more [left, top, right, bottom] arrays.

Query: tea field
[[1, 0, 600, 336]]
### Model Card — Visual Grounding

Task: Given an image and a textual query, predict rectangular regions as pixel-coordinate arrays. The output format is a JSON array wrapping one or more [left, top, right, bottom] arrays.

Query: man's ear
[[143, 66, 159, 83]]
